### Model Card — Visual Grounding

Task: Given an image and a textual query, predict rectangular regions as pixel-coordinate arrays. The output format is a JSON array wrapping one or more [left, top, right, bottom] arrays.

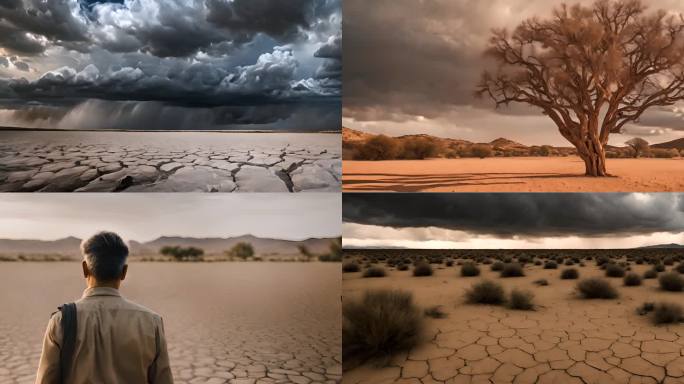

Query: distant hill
[[639, 243, 684, 249], [652, 138, 684, 150], [0, 235, 335, 258], [342, 127, 375, 143]]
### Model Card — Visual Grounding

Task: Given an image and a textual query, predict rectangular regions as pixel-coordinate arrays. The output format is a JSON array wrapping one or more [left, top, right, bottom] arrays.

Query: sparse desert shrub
[[534, 279, 549, 286], [561, 268, 579, 280], [605, 264, 625, 278], [491, 261, 504, 271], [664, 256, 675, 266], [534, 260, 542, 266], [470, 144, 494, 159], [500, 263, 525, 277], [544, 261, 558, 269], [343, 290, 422, 368], [675, 263, 684, 274], [637, 302, 655, 316], [424, 305, 448, 319], [654, 263, 666, 272], [363, 266, 386, 278], [343, 262, 360, 273], [400, 137, 440, 159], [659, 272, 684, 292], [465, 280, 506, 305], [397, 264, 409, 271], [508, 289, 535, 310], [354, 135, 402, 161], [577, 278, 619, 299], [461, 262, 481, 277], [623, 273, 642, 286], [653, 302, 684, 324], [644, 269, 658, 279], [413, 262, 433, 277], [651, 148, 679, 158], [445, 259, 454, 267]]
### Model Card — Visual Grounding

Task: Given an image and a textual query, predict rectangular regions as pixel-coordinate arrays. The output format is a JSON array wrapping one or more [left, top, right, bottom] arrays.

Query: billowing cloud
[[343, 193, 684, 237], [0, 0, 341, 130], [343, 0, 684, 143]]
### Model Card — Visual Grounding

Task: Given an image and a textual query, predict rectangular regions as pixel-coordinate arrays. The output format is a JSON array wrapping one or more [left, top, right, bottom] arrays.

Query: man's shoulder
[[119, 298, 163, 320]]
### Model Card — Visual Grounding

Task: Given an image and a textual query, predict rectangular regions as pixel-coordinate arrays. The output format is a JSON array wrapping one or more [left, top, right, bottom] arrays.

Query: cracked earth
[[343, 262, 684, 384], [0, 262, 341, 384], [0, 131, 340, 192]]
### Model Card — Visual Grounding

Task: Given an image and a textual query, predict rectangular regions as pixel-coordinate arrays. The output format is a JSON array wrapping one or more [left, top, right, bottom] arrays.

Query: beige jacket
[[35, 287, 173, 384]]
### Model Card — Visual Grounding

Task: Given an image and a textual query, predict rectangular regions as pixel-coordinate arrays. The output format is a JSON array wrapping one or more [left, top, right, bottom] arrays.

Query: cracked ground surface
[[0, 131, 340, 192], [343, 262, 684, 384], [0, 262, 341, 384]]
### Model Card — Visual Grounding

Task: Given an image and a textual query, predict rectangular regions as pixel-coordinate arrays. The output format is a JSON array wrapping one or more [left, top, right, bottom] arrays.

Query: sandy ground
[[342, 157, 684, 192], [0, 131, 341, 192], [0, 262, 341, 384], [343, 263, 684, 384]]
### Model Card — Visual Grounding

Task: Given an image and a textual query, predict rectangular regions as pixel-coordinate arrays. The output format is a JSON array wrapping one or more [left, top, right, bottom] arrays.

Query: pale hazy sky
[[344, 0, 684, 146], [343, 193, 684, 249], [0, 194, 341, 241]]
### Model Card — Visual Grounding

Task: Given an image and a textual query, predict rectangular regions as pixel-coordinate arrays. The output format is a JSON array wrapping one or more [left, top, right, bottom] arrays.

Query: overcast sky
[[0, 193, 341, 242], [0, 0, 340, 131], [343, 193, 684, 249], [343, 0, 684, 146]]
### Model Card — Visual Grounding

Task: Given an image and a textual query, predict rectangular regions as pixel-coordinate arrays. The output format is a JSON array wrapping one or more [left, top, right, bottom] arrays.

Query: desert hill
[[652, 138, 684, 150]]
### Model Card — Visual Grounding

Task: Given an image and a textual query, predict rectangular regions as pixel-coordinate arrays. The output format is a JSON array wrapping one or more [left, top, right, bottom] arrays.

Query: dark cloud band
[[343, 193, 684, 237]]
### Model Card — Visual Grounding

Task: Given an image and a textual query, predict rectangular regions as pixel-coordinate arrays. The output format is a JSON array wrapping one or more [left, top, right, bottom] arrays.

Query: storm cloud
[[343, 0, 684, 144], [0, 0, 341, 130], [343, 193, 684, 237]]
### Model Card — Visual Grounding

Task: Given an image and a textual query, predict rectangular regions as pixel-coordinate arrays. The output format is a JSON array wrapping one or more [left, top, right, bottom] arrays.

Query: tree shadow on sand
[[343, 172, 586, 192]]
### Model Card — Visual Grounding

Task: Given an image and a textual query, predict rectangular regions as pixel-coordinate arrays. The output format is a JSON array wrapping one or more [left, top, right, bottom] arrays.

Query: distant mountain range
[[639, 243, 684, 249], [0, 235, 336, 257], [343, 127, 684, 159]]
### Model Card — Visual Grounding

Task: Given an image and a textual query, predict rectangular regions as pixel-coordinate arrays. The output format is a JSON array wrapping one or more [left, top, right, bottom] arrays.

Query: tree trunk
[[577, 140, 608, 177]]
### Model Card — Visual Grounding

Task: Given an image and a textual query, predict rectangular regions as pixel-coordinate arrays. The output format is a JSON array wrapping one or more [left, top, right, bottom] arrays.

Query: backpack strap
[[59, 303, 77, 383]]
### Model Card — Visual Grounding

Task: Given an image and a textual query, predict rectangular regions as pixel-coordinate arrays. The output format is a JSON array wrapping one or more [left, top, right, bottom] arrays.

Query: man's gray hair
[[81, 231, 129, 281]]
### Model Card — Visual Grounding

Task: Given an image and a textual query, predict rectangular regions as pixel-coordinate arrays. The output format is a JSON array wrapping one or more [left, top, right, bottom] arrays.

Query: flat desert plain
[[342, 157, 684, 192], [0, 130, 341, 192], [343, 250, 684, 384], [0, 262, 341, 384]]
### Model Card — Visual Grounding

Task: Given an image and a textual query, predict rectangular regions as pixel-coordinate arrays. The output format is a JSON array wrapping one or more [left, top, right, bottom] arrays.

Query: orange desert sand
[[343, 157, 684, 192], [343, 258, 684, 384]]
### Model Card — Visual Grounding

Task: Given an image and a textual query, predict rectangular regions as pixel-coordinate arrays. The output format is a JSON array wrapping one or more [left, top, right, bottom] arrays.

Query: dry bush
[[643, 269, 658, 279], [659, 272, 684, 292], [653, 302, 684, 325], [424, 305, 448, 319], [354, 135, 402, 160], [561, 268, 579, 280], [605, 264, 626, 278], [363, 266, 386, 278], [343, 262, 360, 273], [465, 280, 505, 305], [577, 278, 619, 299], [509, 289, 535, 310], [400, 137, 441, 159], [500, 263, 525, 278], [623, 273, 642, 286], [544, 261, 558, 269], [470, 144, 494, 159], [343, 290, 422, 368], [413, 262, 433, 277], [461, 262, 481, 277]]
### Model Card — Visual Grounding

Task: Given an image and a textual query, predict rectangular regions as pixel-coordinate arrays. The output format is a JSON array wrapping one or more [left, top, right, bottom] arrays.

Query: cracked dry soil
[[0, 262, 341, 384], [0, 131, 340, 192], [343, 262, 684, 384]]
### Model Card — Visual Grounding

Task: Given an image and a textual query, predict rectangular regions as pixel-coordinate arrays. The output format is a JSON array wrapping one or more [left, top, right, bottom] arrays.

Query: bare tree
[[625, 137, 650, 158], [477, 0, 684, 176]]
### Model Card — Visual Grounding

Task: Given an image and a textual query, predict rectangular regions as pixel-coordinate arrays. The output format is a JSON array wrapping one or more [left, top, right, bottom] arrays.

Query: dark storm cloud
[[0, 0, 341, 129], [343, 194, 684, 237], [343, 0, 684, 134]]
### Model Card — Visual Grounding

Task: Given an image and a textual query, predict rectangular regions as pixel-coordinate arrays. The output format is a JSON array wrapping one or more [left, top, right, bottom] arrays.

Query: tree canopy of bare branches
[[477, 0, 684, 176]]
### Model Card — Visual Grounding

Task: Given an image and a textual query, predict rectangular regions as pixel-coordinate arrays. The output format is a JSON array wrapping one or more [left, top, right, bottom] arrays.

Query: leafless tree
[[477, 0, 684, 176], [625, 137, 650, 157]]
